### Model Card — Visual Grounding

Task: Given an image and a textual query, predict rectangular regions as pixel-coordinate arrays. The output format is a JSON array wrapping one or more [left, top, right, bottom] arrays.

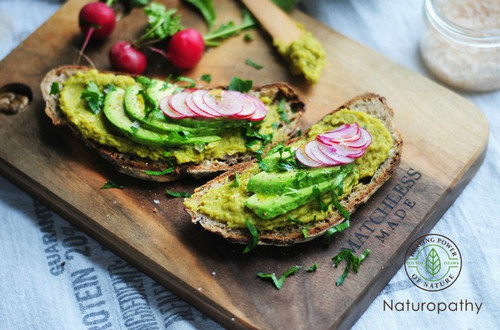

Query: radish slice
[[295, 146, 323, 167], [203, 90, 243, 116], [161, 93, 192, 119], [296, 123, 372, 168], [248, 97, 267, 121], [229, 92, 256, 119], [187, 91, 219, 118]]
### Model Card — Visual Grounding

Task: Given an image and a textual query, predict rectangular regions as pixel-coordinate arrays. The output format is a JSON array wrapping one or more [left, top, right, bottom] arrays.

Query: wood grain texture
[[0, 0, 488, 329]]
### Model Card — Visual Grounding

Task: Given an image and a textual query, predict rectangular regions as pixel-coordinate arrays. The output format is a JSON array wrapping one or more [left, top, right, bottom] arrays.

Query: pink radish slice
[[229, 92, 256, 119], [318, 123, 361, 144], [190, 90, 222, 117], [345, 129, 372, 149], [202, 90, 243, 116], [305, 141, 345, 166], [248, 97, 267, 121], [317, 142, 355, 164], [295, 146, 323, 167], [167, 92, 196, 118], [186, 91, 218, 118], [160, 96, 189, 119]]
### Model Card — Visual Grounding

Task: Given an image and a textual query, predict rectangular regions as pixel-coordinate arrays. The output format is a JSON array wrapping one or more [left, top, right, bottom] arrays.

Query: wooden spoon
[[240, 0, 303, 46]]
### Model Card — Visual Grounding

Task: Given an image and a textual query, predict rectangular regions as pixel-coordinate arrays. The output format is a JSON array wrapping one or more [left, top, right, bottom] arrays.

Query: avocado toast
[[184, 94, 403, 246], [41, 66, 304, 181]]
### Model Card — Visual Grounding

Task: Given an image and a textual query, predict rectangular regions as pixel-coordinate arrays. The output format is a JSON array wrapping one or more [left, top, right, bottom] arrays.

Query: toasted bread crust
[[41, 66, 304, 182], [185, 93, 403, 246]]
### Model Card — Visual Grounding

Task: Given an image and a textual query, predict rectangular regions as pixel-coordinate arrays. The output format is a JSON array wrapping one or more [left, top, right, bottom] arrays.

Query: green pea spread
[[184, 109, 392, 231], [59, 70, 284, 164], [275, 30, 326, 84]]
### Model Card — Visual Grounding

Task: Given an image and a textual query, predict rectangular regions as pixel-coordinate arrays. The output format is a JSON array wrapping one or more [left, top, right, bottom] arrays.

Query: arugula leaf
[[323, 220, 350, 245], [307, 262, 318, 272], [243, 219, 259, 254], [81, 81, 104, 114], [229, 172, 240, 188], [333, 249, 370, 286], [101, 180, 124, 189], [138, 3, 183, 44], [228, 76, 253, 93], [50, 82, 60, 95], [165, 189, 191, 198], [201, 74, 212, 83], [184, 0, 216, 29], [203, 9, 256, 46], [257, 265, 301, 290], [245, 59, 263, 70]]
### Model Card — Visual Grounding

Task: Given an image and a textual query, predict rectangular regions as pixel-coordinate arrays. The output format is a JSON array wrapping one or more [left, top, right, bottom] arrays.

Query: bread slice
[[41, 65, 304, 181], [184, 93, 403, 246]]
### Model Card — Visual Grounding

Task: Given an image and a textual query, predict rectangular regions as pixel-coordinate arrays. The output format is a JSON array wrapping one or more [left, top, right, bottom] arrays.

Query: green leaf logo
[[425, 248, 441, 277]]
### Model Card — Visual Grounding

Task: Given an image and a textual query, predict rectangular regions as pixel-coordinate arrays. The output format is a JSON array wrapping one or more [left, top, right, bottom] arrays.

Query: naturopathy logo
[[404, 234, 462, 291]]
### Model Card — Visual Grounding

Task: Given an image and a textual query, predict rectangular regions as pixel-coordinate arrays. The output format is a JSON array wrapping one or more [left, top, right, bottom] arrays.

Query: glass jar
[[420, 0, 500, 92]]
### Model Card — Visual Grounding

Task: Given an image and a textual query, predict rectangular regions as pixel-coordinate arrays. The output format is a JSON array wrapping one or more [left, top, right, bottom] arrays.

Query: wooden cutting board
[[0, 0, 488, 328]]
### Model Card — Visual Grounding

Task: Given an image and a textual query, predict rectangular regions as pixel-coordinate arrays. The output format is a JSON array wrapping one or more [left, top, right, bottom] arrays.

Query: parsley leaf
[[144, 165, 174, 176], [323, 220, 350, 245], [184, 0, 216, 29], [257, 265, 302, 290], [333, 249, 370, 286], [277, 98, 290, 123], [228, 76, 253, 93], [243, 219, 259, 254], [245, 59, 263, 70], [201, 74, 212, 83], [203, 9, 256, 46], [138, 3, 183, 44], [307, 262, 318, 272], [50, 82, 60, 95], [101, 180, 124, 189], [165, 189, 191, 198], [81, 81, 104, 114], [175, 76, 196, 88], [229, 172, 240, 188]]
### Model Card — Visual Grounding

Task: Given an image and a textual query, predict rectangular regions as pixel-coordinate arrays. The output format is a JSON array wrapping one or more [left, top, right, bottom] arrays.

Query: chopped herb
[[301, 228, 308, 238], [296, 129, 302, 137], [271, 0, 299, 11], [201, 74, 212, 83], [184, 0, 216, 29], [323, 220, 350, 245], [138, 89, 158, 116], [130, 121, 140, 133], [136, 76, 153, 87], [245, 59, 263, 70], [103, 84, 116, 94], [101, 180, 124, 189], [243, 219, 259, 253], [277, 98, 290, 123], [228, 76, 253, 93], [144, 165, 174, 176], [287, 217, 304, 224], [194, 143, 205, 152], [257, 265, 301, 290], [165, 189, 191, 198], [229, 172, 240, 188], [50, 82, 60, 95], [307, 262, 318, 272], [175, 76, 196, 88], [312, 186, 329, 212], [138, 3, 183, 44], [203, 9, 256, 46], [332, 249, 370, 286], [271, 122, 279, 129], [244, 33, 254, 42], [80, 81, 104, 114]]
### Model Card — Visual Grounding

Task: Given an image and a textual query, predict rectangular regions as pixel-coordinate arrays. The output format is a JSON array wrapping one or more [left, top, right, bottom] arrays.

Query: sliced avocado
[[245, 180, 333, 220], [247, 166, 342, 195], [103, 88, 221, 147]]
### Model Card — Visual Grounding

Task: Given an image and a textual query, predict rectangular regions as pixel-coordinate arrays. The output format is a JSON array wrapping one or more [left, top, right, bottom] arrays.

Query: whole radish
[[166, 28, 205, 69], [78, 1, 116, 60], [79, 2, 116, 40], [109, 41, 148, 75]]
